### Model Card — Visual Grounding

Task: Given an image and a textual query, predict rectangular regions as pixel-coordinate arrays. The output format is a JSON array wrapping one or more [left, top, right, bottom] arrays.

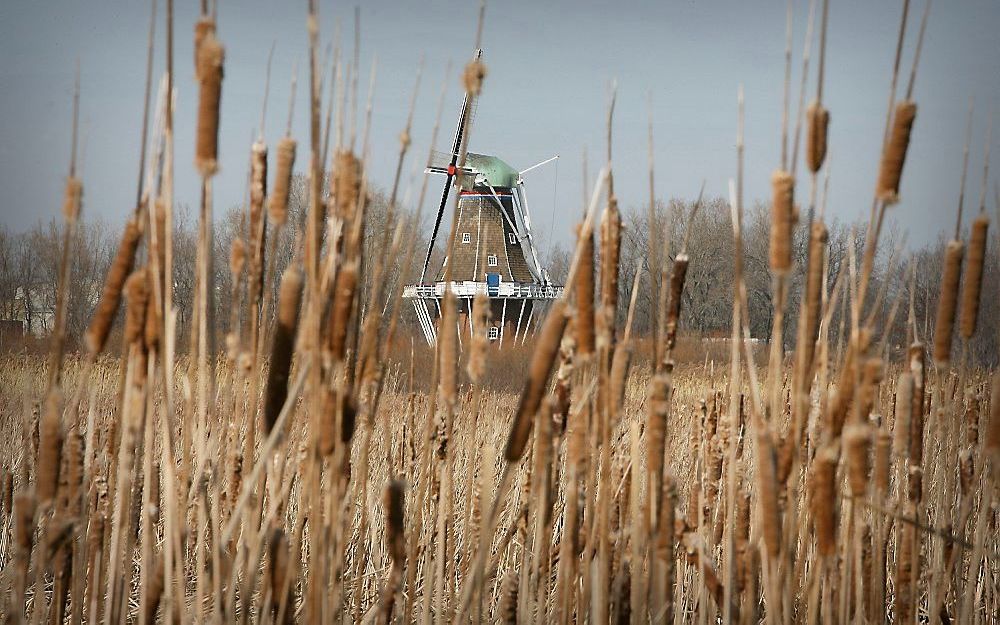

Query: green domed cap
[[466, 152, 519, 188]]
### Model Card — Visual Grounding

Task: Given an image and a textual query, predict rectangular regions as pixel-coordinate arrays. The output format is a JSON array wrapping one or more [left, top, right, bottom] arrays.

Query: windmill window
[[487, 254, 498, 267], [488, 326, 500, 341], [462, 232, 471, 244], [508, 232, 517, 244]]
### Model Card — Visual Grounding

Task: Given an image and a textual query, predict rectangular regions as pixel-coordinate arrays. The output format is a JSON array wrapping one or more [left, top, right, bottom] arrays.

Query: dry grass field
[[1, 0, 999, 623]]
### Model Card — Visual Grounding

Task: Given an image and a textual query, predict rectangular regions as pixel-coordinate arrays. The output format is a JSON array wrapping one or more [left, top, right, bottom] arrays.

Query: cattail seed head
[[810, 445, 838, 557], [575, 224, 595, 356], [263, 267, 302, 434], [36, 391, 64, 504], [894, 372, 913, 459], [664, 254, 689, 354], [123, 269, 149, 346], [806, 101, 830, 173], [797, 221, 827, 379], [14, 491, 36, 550], [193, 17, 216, 78], [908, 343, 926, 467], [332, 150, 362, 224], [769, 169, 797, 273], [987, 376, 1000, 469], [873, 428, 891, 495], [268, 528, 290, 613], [62, 176, 82, 223], [507, 301, 567, 462], [844, 422, 871, 497], [438, 292, 459, 406], [959, 214, 989, 339], [933, 240, 964, 364], [876, 100, 917, 203], [647, 375, 670, 487], [755, 429, 783, 558], [384, 480, 405, 563], [466, 292, 491, 383], [269, 137, 296, 226], [195, 31, 224, 176], [499, 571, 518, 624], [609, 343, 632, 414], [462, 60, 487, 95], [86, 218, 142, 354], [229, 237, 246, 281]]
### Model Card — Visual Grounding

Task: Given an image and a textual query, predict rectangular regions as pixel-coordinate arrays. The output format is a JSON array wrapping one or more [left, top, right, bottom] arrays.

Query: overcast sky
[[1, 1, 997, 254]]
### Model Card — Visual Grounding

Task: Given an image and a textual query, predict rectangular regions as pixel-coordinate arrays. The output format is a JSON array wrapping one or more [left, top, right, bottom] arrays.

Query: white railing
[[403, 281, 564, 300]]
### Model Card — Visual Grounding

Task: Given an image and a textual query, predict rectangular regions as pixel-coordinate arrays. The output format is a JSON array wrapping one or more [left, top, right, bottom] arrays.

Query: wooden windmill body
[[403, 81, 562, 345]]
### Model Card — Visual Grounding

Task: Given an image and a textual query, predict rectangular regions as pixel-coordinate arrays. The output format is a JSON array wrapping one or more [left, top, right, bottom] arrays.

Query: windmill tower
[[404, 73, 562, 346]]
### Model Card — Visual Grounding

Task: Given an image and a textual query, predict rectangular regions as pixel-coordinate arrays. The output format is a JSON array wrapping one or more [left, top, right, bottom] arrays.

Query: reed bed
[[1, 1, 999, 624]]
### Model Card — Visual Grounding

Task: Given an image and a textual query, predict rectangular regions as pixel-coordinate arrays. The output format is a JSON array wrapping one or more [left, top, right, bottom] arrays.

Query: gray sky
[[1, 1, 998, 254]]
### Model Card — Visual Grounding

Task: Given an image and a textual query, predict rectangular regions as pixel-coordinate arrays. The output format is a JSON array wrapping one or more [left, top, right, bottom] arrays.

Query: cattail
[[575, 224, 595, 356], [769, 169, 796, 273], [755, 429, 782, 558], [507, 301, 567, 462], [498, 571, 518, 624], [988, 376, 1000, 458], [269, 137, 296, 226], [195, 30, 224, 176], [894, 372, 913, 459], [599, 198, 622, 340], [798, 221, 827, 379], [62, 176, 82, 222], [933, 240, 964, 364], [810, 445, 838, 557], [1, 469, 12, 514], [908, 343, 926, 470], [61, 425, 83, 515], [263, 267, 302, 434], [439, 292, 459, 406], [806, 100, 830, 173], [144, 555, 165, 624], [646, 375, 670, 493], [462, 59, 487, 96], [193, 16, 216, 78], [249, 141, 268, 296], [268, 528, 290, 617], [14, 491, 35, 552], [328, 263, 358, 361], [876, 100, 917, 203], [123, 270, 149, 345], [229, 237, 246, 281], [663, 253, 689, 354], [873, 428, 891, 496], [86, 218, 142, 354], [734, 489, 751, 593], [844, 422, 871, 497], [857, 357, 884, 419], [959, 448, 975, 496], [385, 480, 405, 563], [36, 390, 64, 504], [466, 292, 491, 383], [895, 523, 914, 621], [609, 343, 632, 413], [332, 150, 362, 225], [959, 214, 989, 339]]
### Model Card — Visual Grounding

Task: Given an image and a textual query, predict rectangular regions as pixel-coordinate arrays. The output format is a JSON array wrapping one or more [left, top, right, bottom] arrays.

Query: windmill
[[404, 66, 562, 346]]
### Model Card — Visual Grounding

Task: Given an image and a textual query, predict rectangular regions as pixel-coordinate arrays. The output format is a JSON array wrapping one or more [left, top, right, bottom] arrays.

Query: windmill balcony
[[403, 281, 564, 300]]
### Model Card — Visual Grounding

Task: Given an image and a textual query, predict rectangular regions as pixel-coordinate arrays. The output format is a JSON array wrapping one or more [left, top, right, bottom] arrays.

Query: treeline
[[2, 190, 997, 366]]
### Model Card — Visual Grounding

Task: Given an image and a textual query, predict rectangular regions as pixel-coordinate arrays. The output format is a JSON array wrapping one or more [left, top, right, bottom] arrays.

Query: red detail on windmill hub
[[447, 165, 457, 175]]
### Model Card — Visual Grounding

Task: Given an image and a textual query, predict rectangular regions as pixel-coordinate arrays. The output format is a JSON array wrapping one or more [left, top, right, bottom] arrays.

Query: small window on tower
[[508, 232, 517, 244], [488, 326, 500, 341], [462, 232, 471, 244], [487, 254, 498, 267]]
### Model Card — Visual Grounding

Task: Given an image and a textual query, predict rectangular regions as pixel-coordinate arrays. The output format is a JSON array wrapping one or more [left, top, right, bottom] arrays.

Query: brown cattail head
[[664, 254, 689, 355], [439, 291, 459, 406], [908, 343, 926, 469], [14, 491, 36, 551], [269, 137, 296, 226], [123, 269, 149, 346], [894, 372, 913, 459], [575, 223, 595, 356], [755, 429, 783, 558], [193, 16, 216, 78], [62, 176, 82, 223], [844, 422, 872, 497], [599, 197, 622, 343], [499, 571, 518, 624], [857, 357, 884, 420], [86, 218, 142, 354], [263, 267, 302, 434], [609, 343, 632, 415], [250, 141, 268, 214], [462, 60, 487, 95], [876, 100, 917, 203], [332, 150, 362, 225], [987, 376, 1000, 477], [933, 239, 964, 365], [229, 237, 246, 281], [959, 214, 989, 339], [810, 445, 838, 557], [873, 428, 892, 495], [328, 262, 358, 361], [195, 30, 224, 176], [806, 101, 830, 173], [144, 555, 165, 625], [507, 301, 568, 462], [769, 169, 797, 273], [647, 374, 670, 489], [797, 220, 828, 382], [466, 292, 491, 383], [384, 480, 405, 563], [268, 528, 290, 612], [36, 391, 64, 504]]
